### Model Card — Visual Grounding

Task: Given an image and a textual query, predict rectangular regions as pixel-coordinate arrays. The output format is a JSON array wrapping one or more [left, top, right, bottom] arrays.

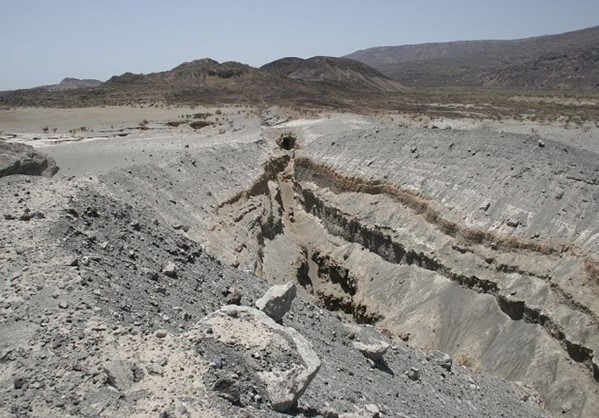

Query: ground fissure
[[204, 136, 599, 417]]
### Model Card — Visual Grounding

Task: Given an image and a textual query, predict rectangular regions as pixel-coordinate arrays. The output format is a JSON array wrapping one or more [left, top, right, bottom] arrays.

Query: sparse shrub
[[166, 120, 187, 127], [42, 127, 49, 133], [454, 352, 478, 370], [189, 120, 214, 130]]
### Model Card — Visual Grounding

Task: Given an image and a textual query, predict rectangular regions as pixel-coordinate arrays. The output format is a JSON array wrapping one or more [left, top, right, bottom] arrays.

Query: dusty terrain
[[2, 105, 599, 417]]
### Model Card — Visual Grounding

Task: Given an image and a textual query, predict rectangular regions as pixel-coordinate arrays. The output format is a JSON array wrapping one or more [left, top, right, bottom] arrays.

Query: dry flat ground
[[2, 105, 599, 417]]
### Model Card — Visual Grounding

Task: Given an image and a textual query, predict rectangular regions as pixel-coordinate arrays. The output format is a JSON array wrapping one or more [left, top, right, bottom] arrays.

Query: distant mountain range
[[345, 25, 599, 90], [0, 57, 403, 108], [1, 26, 598, 108]]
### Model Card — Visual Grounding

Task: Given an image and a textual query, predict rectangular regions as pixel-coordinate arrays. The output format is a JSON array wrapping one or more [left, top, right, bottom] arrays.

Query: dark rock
[[18, 212, 32, 221], [65, 207, 79, 218], [212, 374, 241, 404], [506, 219, 519, 228], [130, 220, 141, 231], [226, 287, 242, 305], [161, 261, 177, 278], [13, 377, 24, 390]]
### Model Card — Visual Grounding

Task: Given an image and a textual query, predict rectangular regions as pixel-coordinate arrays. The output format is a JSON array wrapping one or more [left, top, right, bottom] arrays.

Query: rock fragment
[[506, 219, 519, 228], [66, 256, 79, 267], [225, 287, 242, 305], [429, 350, 452, 371], [212, 374, 241, 404], [162, 261, 177, 278], [0, 141, 59, 177], [13, 377, 25, 390], [353, 340, 389, 361], [255, 281, 296, 322], [197, 305, 320, 412], [104, 360, 135, 390], [406, 367, 420, 381]]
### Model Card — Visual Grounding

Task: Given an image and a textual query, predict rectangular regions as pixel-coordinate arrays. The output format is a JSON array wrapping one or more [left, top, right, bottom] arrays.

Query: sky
[[1, 0, 598, 90]]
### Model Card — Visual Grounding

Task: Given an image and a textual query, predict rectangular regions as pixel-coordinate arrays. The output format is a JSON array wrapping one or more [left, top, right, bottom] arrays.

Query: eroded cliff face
[[102, 125, 599, 417]]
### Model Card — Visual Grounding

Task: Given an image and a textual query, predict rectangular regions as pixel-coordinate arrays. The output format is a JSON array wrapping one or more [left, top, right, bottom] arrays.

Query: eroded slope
[[98, 123, 599, 417]]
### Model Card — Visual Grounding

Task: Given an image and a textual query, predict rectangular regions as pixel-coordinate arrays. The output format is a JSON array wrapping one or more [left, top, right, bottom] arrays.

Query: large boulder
[[0, 141, 59, 178], [255, 281, 297, 322], [194, 305, 320, 412]]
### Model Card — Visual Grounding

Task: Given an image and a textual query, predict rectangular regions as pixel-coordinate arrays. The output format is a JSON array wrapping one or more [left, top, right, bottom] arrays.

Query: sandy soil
[[2, 105, 597, 174]]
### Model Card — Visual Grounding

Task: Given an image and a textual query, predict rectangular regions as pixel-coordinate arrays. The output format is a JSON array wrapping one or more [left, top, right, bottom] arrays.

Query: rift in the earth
[[205, 137, 599, 417]]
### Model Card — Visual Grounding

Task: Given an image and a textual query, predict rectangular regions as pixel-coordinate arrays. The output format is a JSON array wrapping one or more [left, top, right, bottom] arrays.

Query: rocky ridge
[[345, 25, 599, 89]]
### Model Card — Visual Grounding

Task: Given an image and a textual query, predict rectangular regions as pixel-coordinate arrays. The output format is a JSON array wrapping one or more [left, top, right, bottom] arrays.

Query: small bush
[[166, 120, 187, 127], [189, 121, 214, 130]]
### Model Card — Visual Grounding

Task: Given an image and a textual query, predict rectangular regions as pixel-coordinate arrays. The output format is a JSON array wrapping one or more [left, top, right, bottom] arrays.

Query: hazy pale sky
[[1, 0, 598, 90]]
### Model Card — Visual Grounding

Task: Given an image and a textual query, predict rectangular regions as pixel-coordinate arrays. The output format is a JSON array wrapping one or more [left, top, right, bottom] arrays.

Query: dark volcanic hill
[[261, 56, 404, 91], [0, 57, 402, 108], [345, 25, 599, 90]]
